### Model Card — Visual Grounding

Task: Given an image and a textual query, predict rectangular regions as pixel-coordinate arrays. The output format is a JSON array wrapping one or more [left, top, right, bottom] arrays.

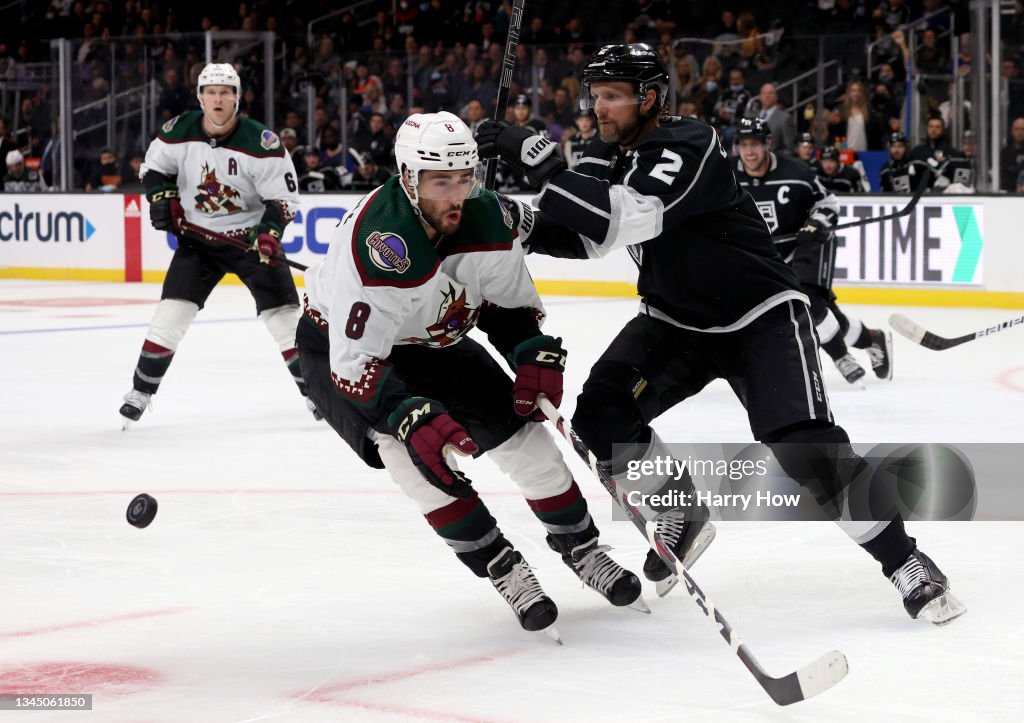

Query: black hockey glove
[[147, 184, 184, 233], [795, 218, 831, 245], [475, 120, 567, 187], [511, 335, 567, 420], [388, 397, 478, 498]]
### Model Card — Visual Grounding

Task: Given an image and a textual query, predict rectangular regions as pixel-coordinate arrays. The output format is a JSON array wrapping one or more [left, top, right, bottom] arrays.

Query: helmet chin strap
[[199, 97, 239, 132]]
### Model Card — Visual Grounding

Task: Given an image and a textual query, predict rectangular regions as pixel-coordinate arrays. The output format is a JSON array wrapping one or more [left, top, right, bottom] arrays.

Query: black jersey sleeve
[[534, 121, 740, 254]]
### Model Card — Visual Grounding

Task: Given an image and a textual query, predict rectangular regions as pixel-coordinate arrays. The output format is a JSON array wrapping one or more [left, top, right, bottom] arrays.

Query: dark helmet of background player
[[797, 132, 814, 148], [573, 108, 596, 129], [513, 94, 531, 108], [736, 116, 772, 144], [888, 131, 908, 161], [819, 145, 840, 161], [580, 43, 670, 119]]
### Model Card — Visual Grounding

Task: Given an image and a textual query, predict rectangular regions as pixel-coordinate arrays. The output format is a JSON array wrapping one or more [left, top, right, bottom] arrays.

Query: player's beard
[[422, 202, 463, 237], [597, 112, 640, 146]]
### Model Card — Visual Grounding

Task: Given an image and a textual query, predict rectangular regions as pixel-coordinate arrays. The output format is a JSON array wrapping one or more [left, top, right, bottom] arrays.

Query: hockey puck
[[127, 493, 158, 528]]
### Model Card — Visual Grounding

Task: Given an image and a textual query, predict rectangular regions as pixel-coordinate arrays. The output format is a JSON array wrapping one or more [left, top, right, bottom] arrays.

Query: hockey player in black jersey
[[475, 43, 963, 624], [563, 109, 599, 169], [879, 131, 919, 193], [734, 116, 892, 385], [815, 145, 870, 193], [795, 132, 816, 166]]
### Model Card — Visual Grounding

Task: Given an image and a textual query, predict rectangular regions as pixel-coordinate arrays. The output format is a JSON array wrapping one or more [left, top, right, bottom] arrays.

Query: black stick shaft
[[483, 0, 525, 190]]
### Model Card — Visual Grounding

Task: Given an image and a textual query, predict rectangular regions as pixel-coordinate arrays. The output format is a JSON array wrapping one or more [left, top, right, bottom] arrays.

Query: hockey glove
[[247, 223, 283, 266], [475, 120, 567, 187], [388, 397, 479, 498], [795, 218, 831, 245], [511, 335, 567, 420], [147, 184, 184, 233]]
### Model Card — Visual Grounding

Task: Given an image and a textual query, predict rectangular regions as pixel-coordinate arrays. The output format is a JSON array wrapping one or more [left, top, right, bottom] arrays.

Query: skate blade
[[542, 625, 563, 645], [627, 595, 651, 614], [121, 417, 134, 431], [918, 591, 967, 626], [651, 523, 717, 598]]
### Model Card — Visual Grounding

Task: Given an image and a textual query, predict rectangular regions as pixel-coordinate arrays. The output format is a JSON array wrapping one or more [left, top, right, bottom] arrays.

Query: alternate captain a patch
[[366, 231, 411, 273], [194, 163, 244, 215]]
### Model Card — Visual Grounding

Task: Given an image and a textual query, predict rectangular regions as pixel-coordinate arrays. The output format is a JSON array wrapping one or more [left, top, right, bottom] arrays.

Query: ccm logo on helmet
[[447, 150, 474, 157]]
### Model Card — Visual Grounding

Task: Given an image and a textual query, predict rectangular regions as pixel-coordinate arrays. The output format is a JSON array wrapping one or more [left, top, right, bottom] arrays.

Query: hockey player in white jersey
[[299, 111, 645, 636], [119, 63, 317, 425]]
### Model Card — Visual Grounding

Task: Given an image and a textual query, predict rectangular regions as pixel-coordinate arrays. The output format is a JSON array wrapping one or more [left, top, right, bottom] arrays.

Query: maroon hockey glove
[[511, 335, 567, 420], [389, 397, 479, 498], [795, 218, 831, 245], [147, 185, 184, 233], [248, 224, 283, 266], [475, 120, 567, 187]]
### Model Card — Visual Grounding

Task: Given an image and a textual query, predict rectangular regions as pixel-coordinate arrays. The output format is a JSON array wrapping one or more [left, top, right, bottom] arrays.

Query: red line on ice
[[0, 606, 191, 639], [997, 365, 1024, 393], [316, 697, 507, 723]]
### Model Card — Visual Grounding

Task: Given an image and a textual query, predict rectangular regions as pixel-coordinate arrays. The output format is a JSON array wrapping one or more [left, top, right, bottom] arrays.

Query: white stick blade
[[795, 650, 849, 700], [888, 313, 925, 343]]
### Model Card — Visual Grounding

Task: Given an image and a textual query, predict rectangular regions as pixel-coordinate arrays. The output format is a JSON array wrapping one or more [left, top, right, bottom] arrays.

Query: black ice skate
[[643, 510, 716, 597], [548, 535, 649, 613], [305, 396, 324, 421], [865, 329, 894, 380], [119, 389, 152, 430], [834, 354, 867, 385], [487, 548, 560, 641], [889, 548, 966, 625]]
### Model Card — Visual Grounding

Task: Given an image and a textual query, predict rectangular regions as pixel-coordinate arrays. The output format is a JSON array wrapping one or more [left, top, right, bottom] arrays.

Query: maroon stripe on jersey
[[425, 492, 482, 530], [281, 348, 299, 364], [442, 241, 513, 256], [526, 479, 583, 514]]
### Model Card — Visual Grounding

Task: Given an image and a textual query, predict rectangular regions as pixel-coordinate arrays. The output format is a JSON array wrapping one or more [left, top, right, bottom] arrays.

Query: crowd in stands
[[2, 0, 1024, 192]]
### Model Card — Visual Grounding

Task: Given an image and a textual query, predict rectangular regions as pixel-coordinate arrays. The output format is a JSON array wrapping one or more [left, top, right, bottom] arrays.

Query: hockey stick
[[889, 312, 1024, 350], [536, 396, 848, 706], [483, 0, 525, 190], [774, 165, 932, 244], [177, 219, 308, 272]]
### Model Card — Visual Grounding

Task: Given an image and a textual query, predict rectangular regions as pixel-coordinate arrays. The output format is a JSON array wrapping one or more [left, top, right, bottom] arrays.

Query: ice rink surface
[[2, 279, 1023, 722]]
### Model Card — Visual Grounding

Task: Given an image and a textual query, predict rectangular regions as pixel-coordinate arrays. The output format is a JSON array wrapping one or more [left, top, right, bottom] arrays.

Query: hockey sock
[[816, 308, 849, 361], [857, 514, 916, 577], [281, 347, 305, 392], [132, 298, 198, 394], [425, 492, 509, 577], [261, 305, 304, 392], [526, 480, 594, 542], [844, 316, 873, 349]]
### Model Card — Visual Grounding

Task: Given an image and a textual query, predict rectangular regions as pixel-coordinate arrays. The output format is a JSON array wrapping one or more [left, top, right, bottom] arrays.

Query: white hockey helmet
[[394, 111, 480, 207], [196, 62, 241, 122], [6, 149, 24, 167]]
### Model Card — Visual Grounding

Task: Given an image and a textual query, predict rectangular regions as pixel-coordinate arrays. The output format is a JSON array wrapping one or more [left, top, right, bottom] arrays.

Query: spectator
[[4, 150, 46, 192], [353, 113, 395, 171], [279, 127, 305, 172], [711, 10, 740, 57], [693, 55, 724, 120], [456, 65, 495, 115], [298, 147, 343, 193], [874, 0, 912, 32], [341, 150, 392, 191], [385, 92, 410, 130], [672, 52, 699, 99], [915, 26, 950, 106], [712, 68, 752, 142], [749, 83, 796, 154], [1001, 117, 1024, 192], [845, 80, 887, 150], [119, 151, 145, 193], [382, 57, 407, 99], [545, 86, 576, 138], [0, 117, 18, 164], [1002, 58, 1024, 125], [318, 126, 346, 169], [461, 97, 488, 134], [84, 147, 122, 192], [521, 16, 556, 46], [910, 115, 958, 164]]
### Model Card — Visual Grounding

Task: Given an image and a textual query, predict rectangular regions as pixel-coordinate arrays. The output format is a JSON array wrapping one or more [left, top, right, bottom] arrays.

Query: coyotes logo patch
[[402, 284, 479, 347], [194, 163, 244, 215]]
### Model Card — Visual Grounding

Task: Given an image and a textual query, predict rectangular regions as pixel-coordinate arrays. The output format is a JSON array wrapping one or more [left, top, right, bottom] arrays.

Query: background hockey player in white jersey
[[734, 117, 892, 385], [476, 44, 963, 625], [119, 63, 316, 426], [298, 111, 644, 636]]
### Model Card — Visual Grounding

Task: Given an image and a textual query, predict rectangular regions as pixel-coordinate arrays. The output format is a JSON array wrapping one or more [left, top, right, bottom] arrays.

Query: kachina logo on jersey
[[0, 204, 96, 242], [366, 231, 411, 273]]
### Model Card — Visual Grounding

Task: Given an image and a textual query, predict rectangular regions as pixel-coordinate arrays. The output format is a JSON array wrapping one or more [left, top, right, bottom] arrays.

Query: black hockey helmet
[[580, 43, 670, 115], [819, 145, 840, 161], [797, 132, 814, 147], [736, 116, 771, 143], [513, 93, 531, 108], [888, 130, 907, 146]]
